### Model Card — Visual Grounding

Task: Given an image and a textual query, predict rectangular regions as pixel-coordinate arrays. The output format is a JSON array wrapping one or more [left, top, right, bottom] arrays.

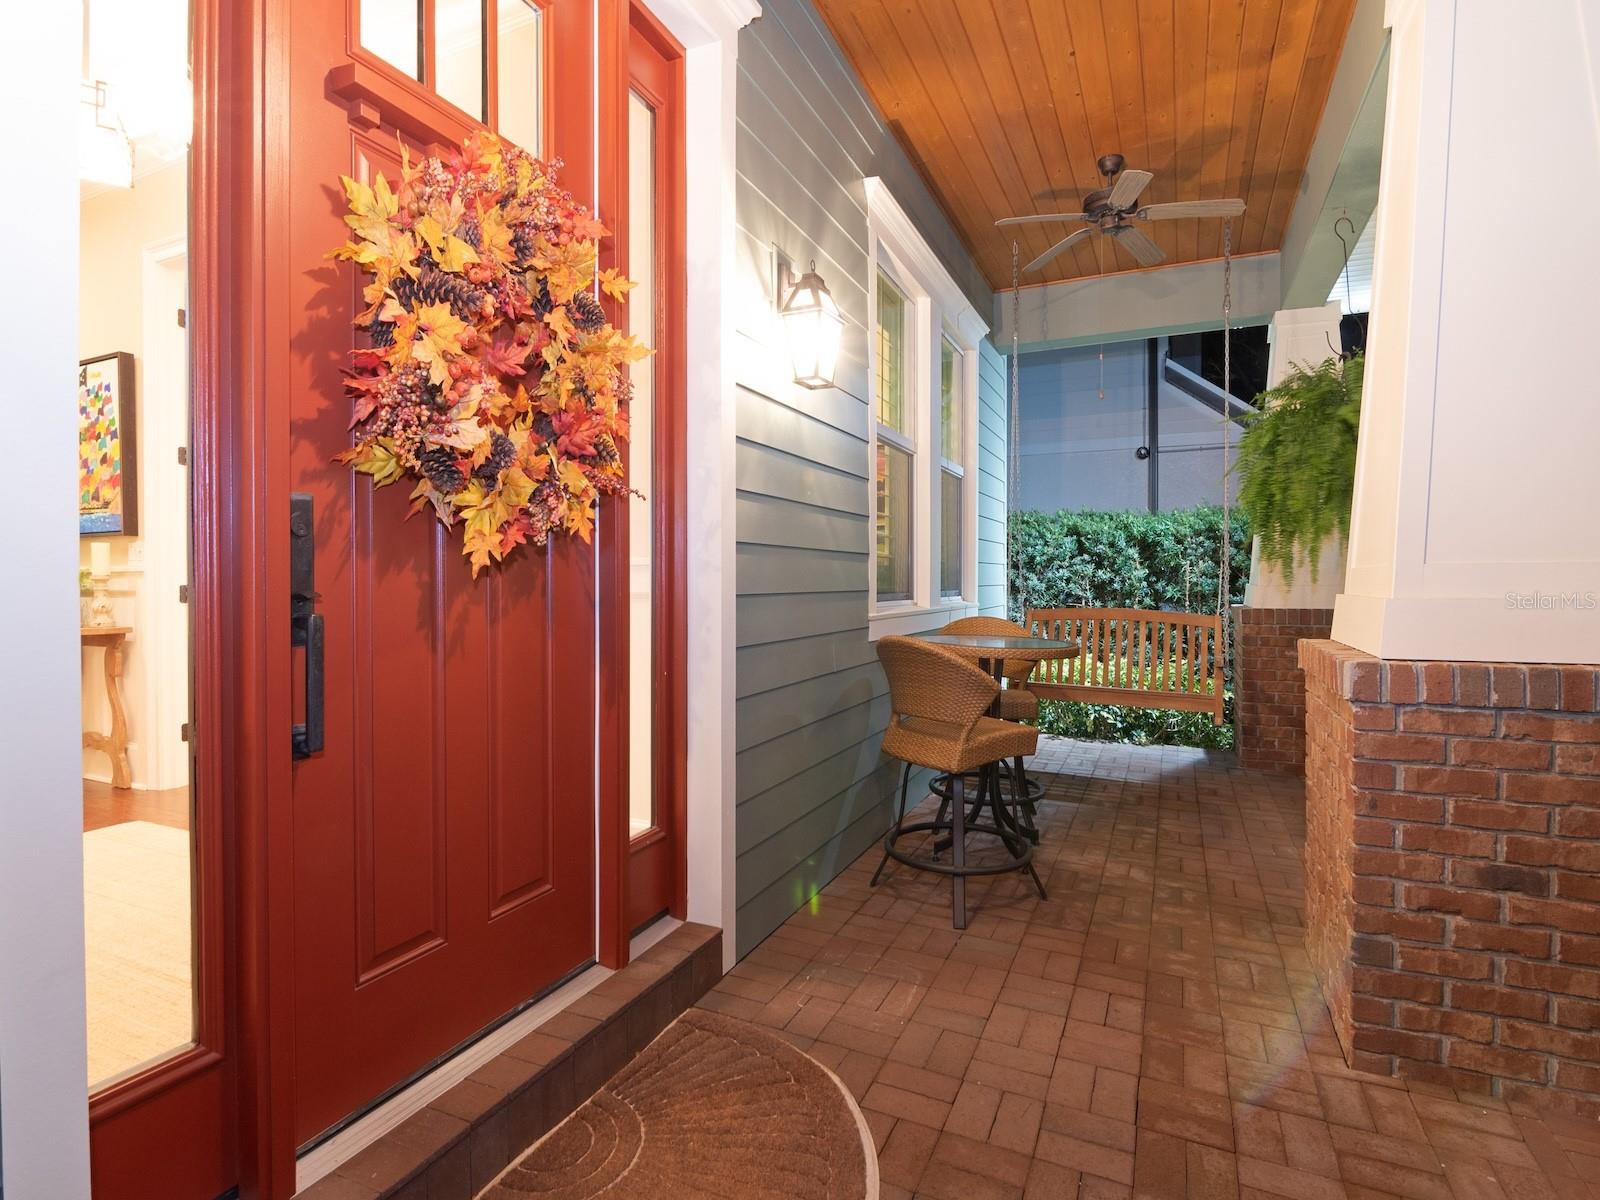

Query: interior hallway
[[698, 738, 1597, 1199]]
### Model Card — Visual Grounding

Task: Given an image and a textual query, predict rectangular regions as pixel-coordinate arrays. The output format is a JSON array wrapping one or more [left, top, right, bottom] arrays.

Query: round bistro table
[[912, 630, 1079, 855]]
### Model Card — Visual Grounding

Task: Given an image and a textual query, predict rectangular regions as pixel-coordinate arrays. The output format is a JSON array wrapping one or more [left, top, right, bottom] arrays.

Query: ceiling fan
[[996, 153, 1245, 274]]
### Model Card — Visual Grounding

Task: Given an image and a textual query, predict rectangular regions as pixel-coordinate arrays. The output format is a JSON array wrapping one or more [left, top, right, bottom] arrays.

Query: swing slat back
[[1023, 608, 1226, 725]]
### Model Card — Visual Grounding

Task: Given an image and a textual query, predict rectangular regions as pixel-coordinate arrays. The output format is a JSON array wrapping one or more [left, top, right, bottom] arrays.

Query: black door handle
[[290, 493, 324, 759]]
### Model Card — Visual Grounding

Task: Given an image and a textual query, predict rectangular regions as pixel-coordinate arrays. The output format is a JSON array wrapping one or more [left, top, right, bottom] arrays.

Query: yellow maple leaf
[[500, 465, 534, 510], [409, 302, 468, 387], [545, 305, 576, 346], [598, 268, 636, 302], [350, 439, 405, 488], [558, 456, 592, 498], [463, 526, 501, 577], [340, 172, 402, 250], [412, 214, 446, 256], [477, 204, 516, 266], [564, 494, 595, 541], [437, 234, 480, 274]]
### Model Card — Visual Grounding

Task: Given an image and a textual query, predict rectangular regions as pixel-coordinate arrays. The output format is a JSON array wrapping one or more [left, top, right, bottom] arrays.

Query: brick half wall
[[1233, 606, 1334, 775], [1300, 638, 1600, 1117]]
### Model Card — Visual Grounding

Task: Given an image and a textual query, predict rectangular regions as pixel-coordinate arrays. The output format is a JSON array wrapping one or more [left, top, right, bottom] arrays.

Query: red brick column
[[1233, 606, 1334, 775], [1300, 638, 1600, 1116]]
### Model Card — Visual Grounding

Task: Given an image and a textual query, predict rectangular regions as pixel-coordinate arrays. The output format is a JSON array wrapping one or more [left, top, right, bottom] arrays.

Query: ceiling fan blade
[[1136, 198, 1246, 221], [1022, 226, 1095, 274], [1107, 168, 1154, 210], [995, 213, 1089, 228], [1111, 225, 1166, 267]]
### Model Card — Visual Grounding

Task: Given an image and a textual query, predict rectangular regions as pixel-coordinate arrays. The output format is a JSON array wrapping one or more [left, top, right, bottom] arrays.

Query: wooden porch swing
[[1004, 225, 1239, 728]]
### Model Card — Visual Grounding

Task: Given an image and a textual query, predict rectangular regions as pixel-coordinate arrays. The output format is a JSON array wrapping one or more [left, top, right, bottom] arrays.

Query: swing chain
[[1218, 219, 1233, 687], [1008, 241, 1021, 609]]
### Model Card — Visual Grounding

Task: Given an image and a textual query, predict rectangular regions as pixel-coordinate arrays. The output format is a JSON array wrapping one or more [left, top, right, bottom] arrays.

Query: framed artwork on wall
[[79, 352, 138, 536]]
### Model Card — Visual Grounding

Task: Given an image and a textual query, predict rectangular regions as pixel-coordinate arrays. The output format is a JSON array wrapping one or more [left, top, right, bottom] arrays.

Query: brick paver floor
[[698, 737, 1600, 1199]]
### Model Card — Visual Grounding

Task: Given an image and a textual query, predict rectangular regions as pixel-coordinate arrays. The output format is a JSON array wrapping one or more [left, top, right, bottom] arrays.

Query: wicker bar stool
[[871, 636, 1046, 929], [938, 616, 1044, 823]]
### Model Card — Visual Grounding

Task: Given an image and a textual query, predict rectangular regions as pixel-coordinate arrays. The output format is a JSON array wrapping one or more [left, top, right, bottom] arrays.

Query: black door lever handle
[[290, 493, 324, 759]]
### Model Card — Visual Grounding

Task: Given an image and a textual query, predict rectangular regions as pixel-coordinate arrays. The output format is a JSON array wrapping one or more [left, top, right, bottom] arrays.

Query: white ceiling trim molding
[[996, 252, 1281, 351], [864, 176, 989, 346], [645, 0, 760, 43]]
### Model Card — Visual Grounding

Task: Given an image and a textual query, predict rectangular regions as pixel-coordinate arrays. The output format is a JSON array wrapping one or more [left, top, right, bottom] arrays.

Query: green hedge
[[1007, 506, 1251, 750]]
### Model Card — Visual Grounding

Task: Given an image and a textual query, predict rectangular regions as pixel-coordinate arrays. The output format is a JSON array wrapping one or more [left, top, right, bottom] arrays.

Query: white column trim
[[1334, 0, 1600, 663], [1, 1, 93, 1196]]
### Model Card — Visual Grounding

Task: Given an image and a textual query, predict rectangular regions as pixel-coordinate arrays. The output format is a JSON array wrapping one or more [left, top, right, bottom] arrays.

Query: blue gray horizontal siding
[[733, 0, 1000, 958]]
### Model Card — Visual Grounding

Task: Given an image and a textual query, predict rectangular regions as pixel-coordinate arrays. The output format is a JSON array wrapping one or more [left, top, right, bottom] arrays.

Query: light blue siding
[[733, 0, 1003, 958]]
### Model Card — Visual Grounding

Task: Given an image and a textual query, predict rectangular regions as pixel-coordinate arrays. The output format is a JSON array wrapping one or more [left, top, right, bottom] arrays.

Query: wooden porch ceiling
[[812, 0, 1357, 290]]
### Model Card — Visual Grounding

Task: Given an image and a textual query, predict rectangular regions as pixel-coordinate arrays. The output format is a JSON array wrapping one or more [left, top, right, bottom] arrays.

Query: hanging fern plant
[[1235, 353, 1363, 583]]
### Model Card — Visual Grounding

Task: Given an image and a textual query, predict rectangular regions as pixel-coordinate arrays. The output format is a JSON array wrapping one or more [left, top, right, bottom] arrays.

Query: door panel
[[286, 0, 597, 1144]]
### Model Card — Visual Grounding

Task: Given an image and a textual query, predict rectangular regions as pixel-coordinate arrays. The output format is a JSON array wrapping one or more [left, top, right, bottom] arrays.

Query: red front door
[[281, 0, 599, 1143]]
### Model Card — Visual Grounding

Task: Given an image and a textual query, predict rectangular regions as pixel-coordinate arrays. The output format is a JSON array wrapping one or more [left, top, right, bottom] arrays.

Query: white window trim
[[865, 178, 989, 638]]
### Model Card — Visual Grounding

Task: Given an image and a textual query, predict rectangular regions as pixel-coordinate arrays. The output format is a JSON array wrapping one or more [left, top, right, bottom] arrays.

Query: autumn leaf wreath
[[331, 131, 647, 575]]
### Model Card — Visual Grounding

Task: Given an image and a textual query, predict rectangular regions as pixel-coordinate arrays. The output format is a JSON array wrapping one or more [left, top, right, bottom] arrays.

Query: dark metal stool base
[[871, 763, 1047, 928], [931, 759, 1040, 845]]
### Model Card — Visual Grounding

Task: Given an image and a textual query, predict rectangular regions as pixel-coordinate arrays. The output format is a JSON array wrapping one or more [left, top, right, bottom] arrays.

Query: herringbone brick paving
[[699, 737, 1600, 1199]]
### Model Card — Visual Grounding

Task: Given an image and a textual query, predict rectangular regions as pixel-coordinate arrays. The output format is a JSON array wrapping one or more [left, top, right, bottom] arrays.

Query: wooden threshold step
[[297, 922, 723, 1200]]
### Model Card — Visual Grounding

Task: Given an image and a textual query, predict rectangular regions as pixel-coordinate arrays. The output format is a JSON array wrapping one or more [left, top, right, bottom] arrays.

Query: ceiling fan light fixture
[[997, 153, 1245, 276]]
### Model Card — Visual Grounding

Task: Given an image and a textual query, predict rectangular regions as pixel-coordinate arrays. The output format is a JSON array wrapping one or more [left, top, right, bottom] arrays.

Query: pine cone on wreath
[[569, 289, 605, 332], [420, 446, 468, 495], [473, 432, 518, 488], [393, 267, 488, 323], [512, 225, 538, 267]]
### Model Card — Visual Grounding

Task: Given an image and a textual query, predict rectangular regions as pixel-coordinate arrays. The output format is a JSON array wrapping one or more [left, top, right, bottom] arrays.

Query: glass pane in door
[[80, 0, 198, 1089], [626, 90, 656, 838], [361, 0, 422, 79], [436, 0, 486, 119], [496, 0, 543, 154]]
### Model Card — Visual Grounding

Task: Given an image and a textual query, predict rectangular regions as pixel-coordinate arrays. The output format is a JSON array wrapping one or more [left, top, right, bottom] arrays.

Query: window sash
[[940, 336, 961, 466], [875, 275, 908, 435], [940, 468, 962, 599], [875, 443, 913, 603]]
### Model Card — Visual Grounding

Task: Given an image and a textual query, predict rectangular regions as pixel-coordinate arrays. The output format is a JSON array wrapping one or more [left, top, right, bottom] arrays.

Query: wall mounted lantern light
[[779, 259, 844, 390]]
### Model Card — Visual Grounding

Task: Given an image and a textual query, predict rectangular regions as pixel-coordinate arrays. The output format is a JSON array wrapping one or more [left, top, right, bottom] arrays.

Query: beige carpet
[[83, 820, 194, 1087], [485, 1009, 876, 1199]]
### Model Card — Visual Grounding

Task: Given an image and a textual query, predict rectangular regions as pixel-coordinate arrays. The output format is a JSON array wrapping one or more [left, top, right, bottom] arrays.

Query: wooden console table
[[81, 626, 133, 789]]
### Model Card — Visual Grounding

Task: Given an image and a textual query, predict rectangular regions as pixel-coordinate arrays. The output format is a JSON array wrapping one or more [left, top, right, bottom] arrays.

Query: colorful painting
[[79, 353, 138, 536]]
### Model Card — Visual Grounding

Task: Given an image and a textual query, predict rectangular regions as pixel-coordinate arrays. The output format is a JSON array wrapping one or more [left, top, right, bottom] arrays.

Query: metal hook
[[1331, 214, 1363, 356]]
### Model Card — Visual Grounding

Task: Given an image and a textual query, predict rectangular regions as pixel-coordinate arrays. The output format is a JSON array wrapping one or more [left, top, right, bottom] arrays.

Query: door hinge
[[177, 307, 187, 328], [178, 583, 189, 604], [177, 446, 188, 466], [180, 722, 191, 743]]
